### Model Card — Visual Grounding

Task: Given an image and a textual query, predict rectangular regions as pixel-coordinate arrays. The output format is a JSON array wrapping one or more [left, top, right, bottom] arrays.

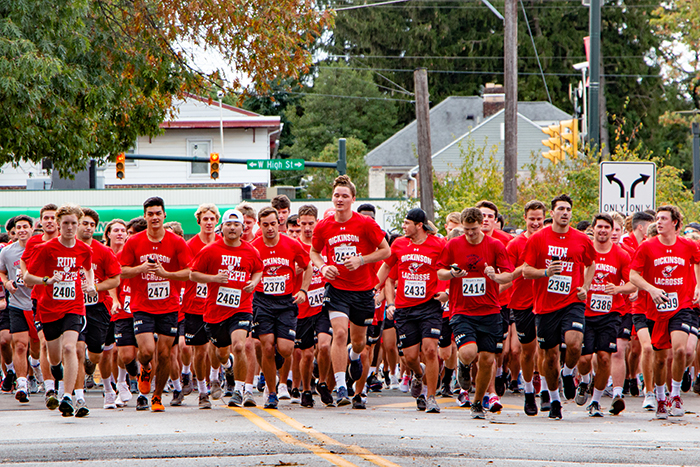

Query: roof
[[364, 96, 483, 169], [160, 94, 281, 130], [365, 96, 571, 169]]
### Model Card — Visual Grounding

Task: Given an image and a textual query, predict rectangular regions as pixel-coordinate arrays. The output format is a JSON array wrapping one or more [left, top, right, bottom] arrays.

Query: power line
[[327, 54, 648, 60], [334, 0, 412, 10], [520, 0, 551, 103], [286, 91, 414, 102]]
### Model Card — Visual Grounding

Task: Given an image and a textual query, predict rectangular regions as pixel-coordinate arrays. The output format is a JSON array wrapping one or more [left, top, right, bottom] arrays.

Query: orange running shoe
[[138, 365, 152, 395], [151, 395, 165, 412]]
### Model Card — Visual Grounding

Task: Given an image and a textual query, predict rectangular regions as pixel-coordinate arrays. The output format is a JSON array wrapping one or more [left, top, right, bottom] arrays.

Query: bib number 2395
[[547, 275, 571, 294]]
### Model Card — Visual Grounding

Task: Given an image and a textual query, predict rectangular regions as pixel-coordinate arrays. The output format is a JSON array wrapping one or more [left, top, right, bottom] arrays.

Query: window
[[189, 141, 211, 175]]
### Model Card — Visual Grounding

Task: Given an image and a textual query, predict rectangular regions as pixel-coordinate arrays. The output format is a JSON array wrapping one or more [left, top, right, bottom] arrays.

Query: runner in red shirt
[[237, 202, 258, 243], [437, 207, 514, 419], [191, 209, 263, 409], [177, 204, 221, 408], [506, 200, 546, 415], [522, 194, 596, 420], [294, 204, 333, 407], [310, 175, 390, 407], [630, 205, 700, 419], [252, 206, 312, 409], [119, 197, 192, 412], [382, 208, 445, 413], [574, 213, 635, 417], [75, 208, 121, 414], [19, 203, 58, 409], [24, 204, 96, 418]]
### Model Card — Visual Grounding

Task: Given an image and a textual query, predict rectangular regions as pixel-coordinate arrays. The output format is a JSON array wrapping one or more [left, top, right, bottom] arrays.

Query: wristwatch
[[42, 276, 49, 285]]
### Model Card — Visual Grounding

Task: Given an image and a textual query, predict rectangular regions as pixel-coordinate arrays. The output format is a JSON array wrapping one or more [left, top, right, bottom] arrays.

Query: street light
[[573, 61, 589, 139]]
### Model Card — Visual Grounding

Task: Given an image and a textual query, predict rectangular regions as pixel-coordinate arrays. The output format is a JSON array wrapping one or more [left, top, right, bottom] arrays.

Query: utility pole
[[693, 122, 700, 202], [414, 68, 435, 221], [588, 0, 601, 153], [503, 0, 518, 205]]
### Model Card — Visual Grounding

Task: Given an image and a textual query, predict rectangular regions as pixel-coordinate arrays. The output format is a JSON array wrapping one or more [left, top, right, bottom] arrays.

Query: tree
[[0, 0, 331, 175], [303, 137, 368, 198], [282, 61, 399, 162]]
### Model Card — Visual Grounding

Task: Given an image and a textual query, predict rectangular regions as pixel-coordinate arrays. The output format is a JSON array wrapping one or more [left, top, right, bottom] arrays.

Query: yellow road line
[[266, 409, 403, 467], [229, 407, 359, 467]]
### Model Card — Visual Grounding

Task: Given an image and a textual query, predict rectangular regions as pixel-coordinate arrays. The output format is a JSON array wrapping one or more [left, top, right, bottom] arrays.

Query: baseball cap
[[221, 209, 244, 224], [405, 208, 436, 232]]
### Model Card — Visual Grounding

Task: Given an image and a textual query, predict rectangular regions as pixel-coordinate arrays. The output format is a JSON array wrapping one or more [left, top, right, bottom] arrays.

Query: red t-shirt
[[83, 240, 121, 310], [507, 233, 534, 310], [119, 230, 192, 315], [621, 234, 639, 257], [252, 234, 309, 296], [311, 212, 386, 292], [437, 235, 513, 317], [490, 229, 513, 307], [191, 239, 263, 323], [297, 241, 326, 319], [182, 234, 221, 316], [585, 244, 631, 317], [21, 235, 53, 301], [522, 226, 596, 314], [113, 277, 132, 321], [630, 236, 700, 321], [384, 235, 445, 308], [29, 238, 92, 323]]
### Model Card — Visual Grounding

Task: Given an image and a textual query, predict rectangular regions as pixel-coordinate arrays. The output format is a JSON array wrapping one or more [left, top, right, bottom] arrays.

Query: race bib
[[307, 287, 324, 308], [216, 287, 241, 308], [462, 277, 486, 297], [404, 280, 426, 299], [333, 245, 357, 264], [15, 268, 24, 287], [123, 295, 131, 313], [547, 275, 572, 295], [196, 283, 208, 299], [53, 281, 76, 301], [147, 281, 170, 300], [656, 292, 679, 313], [263, 276, 286, 295], [84, 290, 99, 305], [589, 293, 613, 313]]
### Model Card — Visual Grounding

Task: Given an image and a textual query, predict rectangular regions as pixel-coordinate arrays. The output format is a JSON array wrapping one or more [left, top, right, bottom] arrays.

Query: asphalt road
[[2, 386, 700, 467]]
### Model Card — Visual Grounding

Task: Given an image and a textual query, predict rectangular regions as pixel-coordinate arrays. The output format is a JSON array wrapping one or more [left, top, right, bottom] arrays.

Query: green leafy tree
[[303, 137, 368, 198]]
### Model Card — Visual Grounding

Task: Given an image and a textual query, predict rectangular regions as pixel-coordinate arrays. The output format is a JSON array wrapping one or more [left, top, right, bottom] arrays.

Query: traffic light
[[209, 153, 220, 179], [541, 124, 565, 164], [560, 119, 579, 157], [116, 153, 125, 179]]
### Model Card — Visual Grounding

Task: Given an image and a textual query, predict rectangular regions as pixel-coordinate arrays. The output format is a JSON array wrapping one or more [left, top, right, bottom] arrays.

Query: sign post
[[599, 161, 656, 215]]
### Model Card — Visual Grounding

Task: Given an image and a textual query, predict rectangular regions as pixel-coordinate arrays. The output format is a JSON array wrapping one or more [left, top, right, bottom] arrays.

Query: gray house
[[364, 85, 572, 197]]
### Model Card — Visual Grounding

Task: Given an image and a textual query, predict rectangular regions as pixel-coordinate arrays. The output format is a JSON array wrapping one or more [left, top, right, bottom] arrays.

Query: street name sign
[[247, 159, 305, 171]]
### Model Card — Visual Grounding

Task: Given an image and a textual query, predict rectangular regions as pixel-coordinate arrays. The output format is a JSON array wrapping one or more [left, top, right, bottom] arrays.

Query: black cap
[[405, 208, 436, 232], [687, 222, 700, 232]]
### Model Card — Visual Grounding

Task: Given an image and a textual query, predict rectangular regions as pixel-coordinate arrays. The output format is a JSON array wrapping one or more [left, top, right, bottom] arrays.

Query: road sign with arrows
[[599, 161, 656, 215]]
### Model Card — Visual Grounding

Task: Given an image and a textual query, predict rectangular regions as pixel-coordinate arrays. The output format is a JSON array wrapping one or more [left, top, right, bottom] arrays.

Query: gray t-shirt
[[0, 242, 33, 311]]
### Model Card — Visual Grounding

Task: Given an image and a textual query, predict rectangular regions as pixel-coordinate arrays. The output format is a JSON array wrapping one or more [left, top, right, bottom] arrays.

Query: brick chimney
[[483, 83, 505, 118]]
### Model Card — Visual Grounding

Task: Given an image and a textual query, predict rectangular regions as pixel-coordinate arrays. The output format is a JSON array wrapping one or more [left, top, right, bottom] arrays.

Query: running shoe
[[318, 382, 334, 407], [75, 398, 89, 417], [264, 393, 279, 409], [84, 357, 96, 377], [136, 395, 149, 411], [1, 370, 16, 393], [278, 383, 291, 400], [367, 373, 383, 392], [669, 395, 684, 417], [398, 375, 410, 393], [575, 382, 589, 406], [488, 394, 502, 413], [228, 390, 243, 407], [348, 349, 363, 382], [352, 394, 366, 409], [561, 372, 576, 400], [181, 373, 194, 396], [104, 392, 117, 409], [151, 395, 165, 412], [642, 392, 657, 411], [587, 401, 603, 417], [290, 387, 301, 404], [471, 400, 485, 419], [223, 355, 235, 388], [609, 395, 625, 415], [629, 377, 639, 397], [694, 375, 700, 395], [540, 390, 551, 412], [426, 395, 441, 413], [170, 390, 184, 406], [59, 396, 75, 417], [457, 362, 471, 391], [410, 365, 425, 399], [84, 374, 96, 390], [682, 369, 692, 393], [548, 400, 562, 420], [257, 373, 266, 393], [28, 376, 39, 394], [138, 365, 152, 395], [301, 391, 314, 408], [243, 391, 257, 407], [199, 393, 212, 409], [15, 388, 29, 404], [524, 392, 538, 416], [655, 398, 668, 419], [495, 372, 506, 397], [45, 390, 59, 410], [457, 390, 471, 408], [210, 380, 223, 400], [117, 382, 132, 405], [336, 386, 351, 406], [416, 394, 426, 411], [389, 373, 400, 390]]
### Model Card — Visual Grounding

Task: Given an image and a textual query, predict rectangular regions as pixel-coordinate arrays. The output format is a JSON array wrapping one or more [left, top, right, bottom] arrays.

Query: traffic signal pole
[[588, 0, 601, 153]]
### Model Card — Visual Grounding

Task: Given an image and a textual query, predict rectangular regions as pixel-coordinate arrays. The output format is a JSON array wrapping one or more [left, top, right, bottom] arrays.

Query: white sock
[[580, 373, 591, 384], [613, 386, 623, 398], [288, 370, 293, 380], [118, 367, 127, 383], [172, 378, 182, 391], [198, 379, 208, 393], [656, 384, 666, 401], [29, 357, 41, 368], [104, 376, 115, 394], [223, 357, 232, 369], [6, 362, 14, 372], [369, 366, 376, 376], [592, 388, 604, 404], [562, 365, 574, 377], [421, 385, 428, 397], [182, 364, 191, 375], [671, 380, 681, 398], [16, 377, 27, 390], [335, 371, 346, 389], [523, 380, 534, 393], [58, 381, 65, 395], [349, 349, 361, 361], [540, 377, 549, 392], [235, 381, 245, 393], [496, 367, 503, 377], [74, 389, 85, 401], [549, 388, 561, 402], [45, 380, 55, 392], [210, 368, 219, 382], [245, 383, 254, 394]]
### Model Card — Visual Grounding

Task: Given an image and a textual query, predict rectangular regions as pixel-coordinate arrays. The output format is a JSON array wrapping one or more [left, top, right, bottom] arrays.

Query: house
[[0, 94, 282, 198], [364, 84, 572, 196]]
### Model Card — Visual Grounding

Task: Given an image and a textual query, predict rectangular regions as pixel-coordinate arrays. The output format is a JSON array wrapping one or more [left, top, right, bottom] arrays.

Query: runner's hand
[[484, 263, 496, 281], [214, 271, 229, 284], [576, 286, 588, 301], [293, 290, 306, 305], [386, 304, 395, 320], [243, 280, 256, 294], [344, 255, 363, 271], [321, 265, 339, 280]]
